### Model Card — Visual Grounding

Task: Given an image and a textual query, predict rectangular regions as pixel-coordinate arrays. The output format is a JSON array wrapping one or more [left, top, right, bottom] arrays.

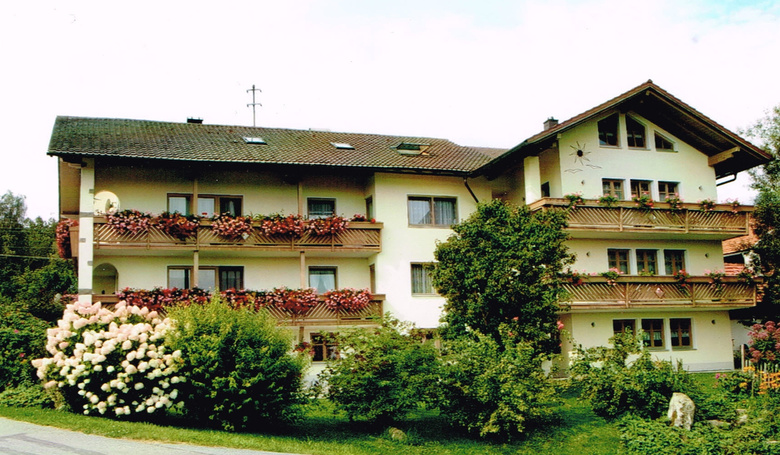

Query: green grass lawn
[[0, 386, 620, 455]]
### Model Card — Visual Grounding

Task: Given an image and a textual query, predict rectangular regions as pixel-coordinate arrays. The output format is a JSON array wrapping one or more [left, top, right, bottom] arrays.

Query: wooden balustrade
[[562, 276, 759, 310], [91, 218, 382, 254], [528, 198, 751, 238]]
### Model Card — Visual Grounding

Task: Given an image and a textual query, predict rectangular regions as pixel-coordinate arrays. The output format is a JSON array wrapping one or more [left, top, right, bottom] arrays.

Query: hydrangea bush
[[31, 300, 185, 417]]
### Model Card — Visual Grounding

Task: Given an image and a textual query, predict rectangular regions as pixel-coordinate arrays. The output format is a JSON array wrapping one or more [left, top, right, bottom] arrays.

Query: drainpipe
[[464, 178, 479, 203]]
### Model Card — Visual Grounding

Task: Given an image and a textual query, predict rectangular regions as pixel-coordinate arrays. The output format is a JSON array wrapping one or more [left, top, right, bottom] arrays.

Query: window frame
[[411, 263, 436, 295], [636, 249, 658, 276], [664, 250, 686, 275], [658, 181, 679, 201], [407, 196, 457, 227], [307, 198, 336, 219], [166, 265, 243, 291], [670, 318, 693, 349], [608, 249, 630, 275], [602, 179, 625, 200], [613, 319, 636, 336], [626, 115, 647, 148], [167, 193, 243, 217], [654, 132, 675, 152], [597, 113, 619, 147], [630, 180, 652, 199], [311, 333, 339, 362], [641, 318, 665, 349], [308, 266, 337, 294]]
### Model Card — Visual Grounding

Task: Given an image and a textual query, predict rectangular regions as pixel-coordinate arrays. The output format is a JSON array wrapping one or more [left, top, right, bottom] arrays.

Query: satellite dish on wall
[[93, 190, 120, 215]]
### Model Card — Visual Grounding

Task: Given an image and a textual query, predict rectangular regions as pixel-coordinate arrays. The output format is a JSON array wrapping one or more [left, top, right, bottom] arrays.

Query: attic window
[[243, 137, 266, 144], [331, 142, 354, 150], [396, 142, 430, 156], [654, 133, 675, 151]]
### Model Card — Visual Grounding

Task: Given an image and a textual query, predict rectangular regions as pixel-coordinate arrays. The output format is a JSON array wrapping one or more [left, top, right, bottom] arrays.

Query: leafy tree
[[746, 105, 780, 317], [317, 316, 441, 424], [0, 191, 28, 296], [431, 199, 573, 353]]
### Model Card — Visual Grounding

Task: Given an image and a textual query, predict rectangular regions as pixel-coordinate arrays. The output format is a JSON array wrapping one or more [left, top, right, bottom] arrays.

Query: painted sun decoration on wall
[[564, 142, 602, 173]]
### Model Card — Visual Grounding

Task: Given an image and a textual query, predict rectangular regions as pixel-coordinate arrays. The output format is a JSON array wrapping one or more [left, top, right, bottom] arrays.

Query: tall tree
[[747, 105, 780, 318], [432, 199, 574, 353], [0, 191, 28, 296]]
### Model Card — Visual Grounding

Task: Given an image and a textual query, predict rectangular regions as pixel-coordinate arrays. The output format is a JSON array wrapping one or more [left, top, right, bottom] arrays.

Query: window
[[168, 195, 191, 214], [613, 319, 636, 336], [670, 318, 692, 348], [636, 249, 658, 275], [408, 196, 457, 226], [598, 114, 619, 146], [365, 197, 374, 220], [602, 179, 624, 199], [167, 266, 243, 290], [169, 194, 242, 217], [658, 181, 678, 201], [311, 333, 338, 362], [541, 182, 551, 198], [630, 180, 652, 199], [664, 250, 686, 275], [411, 263, 435, 295], [642, 319, 664, 348], [608, 249, 630, 275], [626, 116, 646, 148], [655, 132, 674, 151], [308, 198, 335, 219], [309, 267, 336, 293]]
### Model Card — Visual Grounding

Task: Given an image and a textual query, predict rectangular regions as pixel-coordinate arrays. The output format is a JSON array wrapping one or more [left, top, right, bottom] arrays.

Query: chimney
[[544, 117, 558, 131], [187, 118, 203, 124]]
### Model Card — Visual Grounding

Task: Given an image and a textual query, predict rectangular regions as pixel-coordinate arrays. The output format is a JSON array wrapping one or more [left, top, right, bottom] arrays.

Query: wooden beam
[[708, 146, 740, 167]]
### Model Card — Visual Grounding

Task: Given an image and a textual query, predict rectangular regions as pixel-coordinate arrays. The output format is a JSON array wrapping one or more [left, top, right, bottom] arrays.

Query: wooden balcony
[[267, 297, 384, 327], [90, 293, 384, 327], [562, 276, 760, 311], [90, 218, 382, 256], [528, 198, 751, 240]]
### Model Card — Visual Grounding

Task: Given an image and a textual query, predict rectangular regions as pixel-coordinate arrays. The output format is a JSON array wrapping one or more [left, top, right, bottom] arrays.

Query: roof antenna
[[246, 84, 262, 127]]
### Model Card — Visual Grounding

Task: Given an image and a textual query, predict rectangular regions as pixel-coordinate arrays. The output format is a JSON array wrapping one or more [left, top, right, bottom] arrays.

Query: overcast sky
[[2, 0, 779, 220]]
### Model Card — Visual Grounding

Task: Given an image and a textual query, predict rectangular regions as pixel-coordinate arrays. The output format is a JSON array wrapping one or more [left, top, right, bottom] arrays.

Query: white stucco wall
[[564, 310, 735, 371], [566, 238, 726, 275], [370, 172, 492, 328]]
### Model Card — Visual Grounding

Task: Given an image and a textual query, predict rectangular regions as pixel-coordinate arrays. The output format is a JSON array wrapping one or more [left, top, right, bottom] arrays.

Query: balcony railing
[[90, 293, 384, 327], [89, 218, 382, 254], [528, 198, 751, 238], [562, 276, 759, 310]]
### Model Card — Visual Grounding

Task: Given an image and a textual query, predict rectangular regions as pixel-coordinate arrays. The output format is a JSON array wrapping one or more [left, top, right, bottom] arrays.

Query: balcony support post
[[193, 251, 199, 288]]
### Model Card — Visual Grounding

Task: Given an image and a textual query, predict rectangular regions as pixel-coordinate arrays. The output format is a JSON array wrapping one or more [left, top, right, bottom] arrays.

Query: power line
[[0, 253, 67, 261]]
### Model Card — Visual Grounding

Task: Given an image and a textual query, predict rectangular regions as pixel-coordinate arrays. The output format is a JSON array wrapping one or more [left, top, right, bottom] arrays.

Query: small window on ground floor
[[602, 179, 625, 199], [630, 180, 652, 199], [411, 263, 435, 295], [613, 319, 636, 336], [642, 319, 664, 348], [311, 333, 339, 362], [658, 181, 679, 201], [670, 318, 692, 348]]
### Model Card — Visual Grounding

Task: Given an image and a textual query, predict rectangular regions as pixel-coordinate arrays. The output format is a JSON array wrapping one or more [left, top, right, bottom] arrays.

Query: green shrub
[[571, 332, 695, 419], [13, 260, 76, 322], [317, 316, 440, 424], [0, 298, 49, 389], [0, 383, 55, 408], [438, 331, 558, 439], [165, 297, 307, 431]]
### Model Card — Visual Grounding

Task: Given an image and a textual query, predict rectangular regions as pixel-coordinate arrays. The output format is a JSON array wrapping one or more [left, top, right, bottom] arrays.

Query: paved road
[[0, 417, 302, 455]]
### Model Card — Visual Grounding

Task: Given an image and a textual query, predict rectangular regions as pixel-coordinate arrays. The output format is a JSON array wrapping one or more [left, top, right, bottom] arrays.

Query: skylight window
[[395, 142, 430, 155], [330, 142, 354, 150], [243, 137, 266, 144]]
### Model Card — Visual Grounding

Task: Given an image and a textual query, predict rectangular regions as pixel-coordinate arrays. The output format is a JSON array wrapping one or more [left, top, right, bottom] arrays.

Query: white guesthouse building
[[49, 81, 770, 373]]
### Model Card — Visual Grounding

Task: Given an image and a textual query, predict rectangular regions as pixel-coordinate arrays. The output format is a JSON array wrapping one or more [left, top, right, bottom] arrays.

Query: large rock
[[667, 392, 695, 430]]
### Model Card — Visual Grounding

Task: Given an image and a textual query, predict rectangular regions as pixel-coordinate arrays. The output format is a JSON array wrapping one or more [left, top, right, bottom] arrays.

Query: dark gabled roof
[[48, 116, 502, 175], [474, 80, 772, 179]]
